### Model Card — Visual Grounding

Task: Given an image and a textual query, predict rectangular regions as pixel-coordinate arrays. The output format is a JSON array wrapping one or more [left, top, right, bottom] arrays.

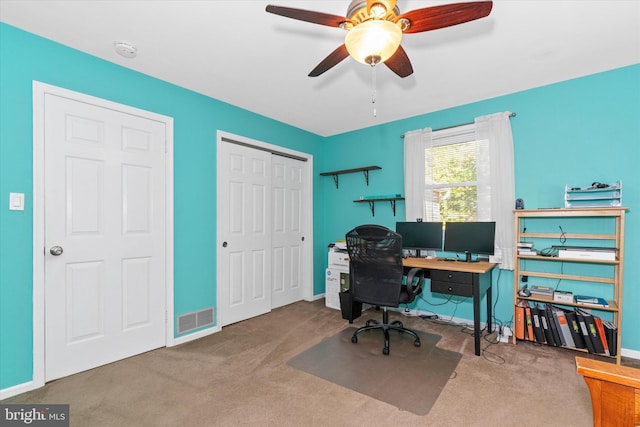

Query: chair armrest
[[576, 356, 640, 389], [405, 267, 425, 297], [575, 356, 640, 426]]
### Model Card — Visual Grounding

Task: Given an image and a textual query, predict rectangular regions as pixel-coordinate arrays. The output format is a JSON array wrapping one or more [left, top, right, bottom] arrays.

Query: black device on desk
[[444, 221, 496, 263], [395, 221, 443, 257]]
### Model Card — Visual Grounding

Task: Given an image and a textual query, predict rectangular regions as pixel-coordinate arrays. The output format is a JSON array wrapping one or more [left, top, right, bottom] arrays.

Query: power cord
[[419, 312, 506, 364], [418, 293, 456, 306], [480, 335, 507, 364], [558, 225, 567, 245], [414, 269, 511, 365]]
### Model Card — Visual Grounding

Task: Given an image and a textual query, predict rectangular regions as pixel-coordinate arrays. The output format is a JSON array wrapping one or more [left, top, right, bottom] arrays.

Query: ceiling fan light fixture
[[344, 20, 402, 65]]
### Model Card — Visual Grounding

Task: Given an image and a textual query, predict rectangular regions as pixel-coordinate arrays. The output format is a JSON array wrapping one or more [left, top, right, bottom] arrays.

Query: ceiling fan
[[266, 0, 493, 78]]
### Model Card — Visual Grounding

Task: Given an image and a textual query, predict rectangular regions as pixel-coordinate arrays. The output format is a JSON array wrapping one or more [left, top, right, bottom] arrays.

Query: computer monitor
[[443, 221, 496, 262], [395, 221, 443, 257]]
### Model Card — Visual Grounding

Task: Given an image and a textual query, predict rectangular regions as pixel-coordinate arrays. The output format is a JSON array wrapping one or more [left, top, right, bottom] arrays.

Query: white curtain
[[475, 112, 516, 270], [403, 128, 432, 221]]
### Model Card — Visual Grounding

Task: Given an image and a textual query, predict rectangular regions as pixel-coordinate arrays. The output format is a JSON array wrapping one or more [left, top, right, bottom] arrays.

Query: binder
[[530, 304, 546, 344], [550, 306, 567, 347], [552, 306, 575, 348], [576, 311, 596, 354], [524, 303, 535, 342], [515, 302, 526, 340], [603, 321, 618, 357], [564, 310, 586, 349], [536, 306, 556, 345], [544, 304, 562, 347], [577, 308, 605, 354], [594, 316, 610, 356]]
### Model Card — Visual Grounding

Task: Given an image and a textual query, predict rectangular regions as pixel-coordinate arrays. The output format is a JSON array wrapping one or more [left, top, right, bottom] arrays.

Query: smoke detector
[[114, 41, 137, 58]]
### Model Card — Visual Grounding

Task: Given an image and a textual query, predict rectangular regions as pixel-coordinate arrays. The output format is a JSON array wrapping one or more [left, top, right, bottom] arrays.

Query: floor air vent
[[177, 308, 215, 334]]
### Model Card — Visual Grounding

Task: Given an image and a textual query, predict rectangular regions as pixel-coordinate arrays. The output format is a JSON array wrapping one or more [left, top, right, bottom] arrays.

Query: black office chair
[[345, 224, 425, 355]]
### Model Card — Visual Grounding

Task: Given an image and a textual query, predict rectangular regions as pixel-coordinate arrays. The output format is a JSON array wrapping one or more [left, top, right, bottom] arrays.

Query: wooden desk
[[403, 257, 496, 356], [575, 356, 640, 426]]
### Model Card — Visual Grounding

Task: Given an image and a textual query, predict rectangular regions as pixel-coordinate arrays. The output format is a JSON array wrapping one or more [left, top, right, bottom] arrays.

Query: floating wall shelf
[[353, 197, 405, 217], [320, 165, 381, 189]]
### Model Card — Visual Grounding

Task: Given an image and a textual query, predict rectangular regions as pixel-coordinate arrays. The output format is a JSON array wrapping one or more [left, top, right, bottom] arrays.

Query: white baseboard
[[170, 325, 220, 347], [621, 347, 640, 360], [310, 293, 325, 302], [0, 380, 40, 400]]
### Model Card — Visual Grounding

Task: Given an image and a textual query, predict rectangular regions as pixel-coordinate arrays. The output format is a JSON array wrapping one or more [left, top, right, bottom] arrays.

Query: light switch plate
[[9, 192, 25, 211]]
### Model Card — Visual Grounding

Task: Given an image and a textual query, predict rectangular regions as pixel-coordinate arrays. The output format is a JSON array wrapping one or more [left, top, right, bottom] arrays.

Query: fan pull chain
[[371, 64, 377, 117]]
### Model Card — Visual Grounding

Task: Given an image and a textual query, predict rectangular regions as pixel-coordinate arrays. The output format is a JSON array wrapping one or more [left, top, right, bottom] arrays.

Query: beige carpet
[[288, 327, 461, 415], [5, 299, 633, 426]]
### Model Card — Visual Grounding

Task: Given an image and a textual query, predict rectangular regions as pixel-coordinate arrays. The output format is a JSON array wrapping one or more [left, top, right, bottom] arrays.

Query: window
[[403, 112, 515, 269], [424, 125, 490, 222]]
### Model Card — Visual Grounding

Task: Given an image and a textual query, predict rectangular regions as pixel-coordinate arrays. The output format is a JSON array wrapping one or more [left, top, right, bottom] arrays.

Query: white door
[[271, 155, 305, 308], [218, 141, 272, 326], [44, 93, 167, 381]]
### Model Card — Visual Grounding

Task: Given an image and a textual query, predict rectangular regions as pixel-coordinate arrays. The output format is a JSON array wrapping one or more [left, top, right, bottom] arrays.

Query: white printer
[[328, 241, 349, 267], [325, 242, 349, 310]]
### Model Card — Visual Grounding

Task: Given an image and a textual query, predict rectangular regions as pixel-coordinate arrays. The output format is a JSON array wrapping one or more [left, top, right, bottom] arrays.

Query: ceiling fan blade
[[308, 44, 350, 77], [384, 45, 413, 78], [266, 5, 351, 28], [397, 1, 493, 34]]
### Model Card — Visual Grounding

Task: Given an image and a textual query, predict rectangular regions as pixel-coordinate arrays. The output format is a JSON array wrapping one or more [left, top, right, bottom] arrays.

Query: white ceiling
[[1, 1, 639, 136]]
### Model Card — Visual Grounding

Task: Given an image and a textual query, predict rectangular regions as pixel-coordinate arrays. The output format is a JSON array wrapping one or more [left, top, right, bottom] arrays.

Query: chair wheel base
[[350, 311, 422, 356]]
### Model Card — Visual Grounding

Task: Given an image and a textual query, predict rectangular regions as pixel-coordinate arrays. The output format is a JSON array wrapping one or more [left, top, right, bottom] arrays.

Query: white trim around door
[[216, 131, 314, 327], [29, 81, 174, 394]]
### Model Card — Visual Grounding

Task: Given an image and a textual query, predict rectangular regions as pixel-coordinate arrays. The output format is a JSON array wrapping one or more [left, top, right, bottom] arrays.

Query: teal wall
[[1, 22, 638, 391], [320, 63, 639, 353], [0, 23, 325, 390]]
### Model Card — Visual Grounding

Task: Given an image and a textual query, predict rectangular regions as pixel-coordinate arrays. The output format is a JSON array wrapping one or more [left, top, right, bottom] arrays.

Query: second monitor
[[444, 221, 496, 262]]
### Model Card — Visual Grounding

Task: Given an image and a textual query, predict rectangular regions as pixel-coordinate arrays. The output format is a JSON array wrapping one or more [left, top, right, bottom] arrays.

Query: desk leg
[[473, 283, 481, 356], [486, 285, 492, 334], [473, 274, 492, 356]]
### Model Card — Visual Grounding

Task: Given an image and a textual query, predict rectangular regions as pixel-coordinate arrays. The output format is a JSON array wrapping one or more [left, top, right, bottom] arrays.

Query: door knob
[[49, 246, 64, 256]]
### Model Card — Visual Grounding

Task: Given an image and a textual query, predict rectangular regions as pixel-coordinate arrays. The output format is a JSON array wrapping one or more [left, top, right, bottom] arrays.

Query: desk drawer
[[431, 280, 473, 297], [430, 270, 472, 284]]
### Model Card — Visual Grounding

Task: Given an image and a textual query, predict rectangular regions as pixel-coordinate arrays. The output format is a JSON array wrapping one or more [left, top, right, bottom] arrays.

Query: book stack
[[514, 302, 617, 357], [574, 294, 609, 308], [517, 241, 537, 256]]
